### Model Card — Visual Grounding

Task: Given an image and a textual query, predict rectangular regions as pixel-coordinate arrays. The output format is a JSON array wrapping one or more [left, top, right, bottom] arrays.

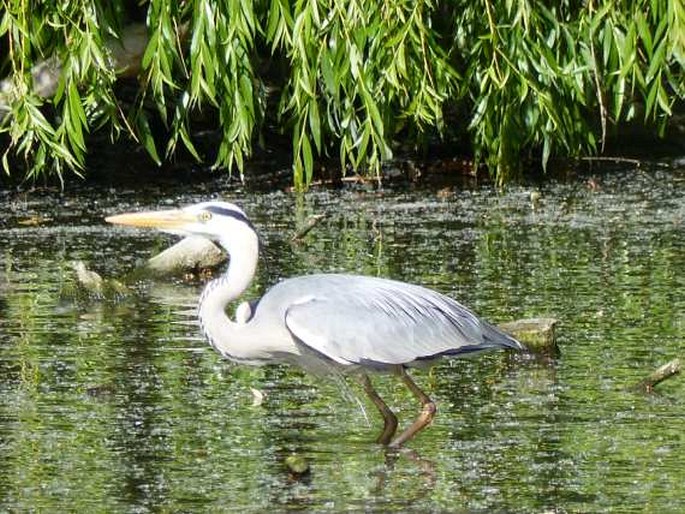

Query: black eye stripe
[[204, 205, 255, 231]]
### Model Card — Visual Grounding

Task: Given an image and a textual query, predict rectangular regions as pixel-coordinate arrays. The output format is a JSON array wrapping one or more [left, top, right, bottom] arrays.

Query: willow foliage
[[0, 0, 683, 187]]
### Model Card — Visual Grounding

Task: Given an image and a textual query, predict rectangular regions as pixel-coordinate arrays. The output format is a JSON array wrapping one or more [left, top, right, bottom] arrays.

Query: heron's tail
[[482, 321, 526, 351]]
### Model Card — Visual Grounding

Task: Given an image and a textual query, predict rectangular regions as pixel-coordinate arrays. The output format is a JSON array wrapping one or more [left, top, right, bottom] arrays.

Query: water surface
[[1, 168, 684, 512]]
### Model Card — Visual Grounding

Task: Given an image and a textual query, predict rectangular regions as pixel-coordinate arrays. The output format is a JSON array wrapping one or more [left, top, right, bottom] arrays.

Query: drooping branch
[[0, 24, 150, 123]]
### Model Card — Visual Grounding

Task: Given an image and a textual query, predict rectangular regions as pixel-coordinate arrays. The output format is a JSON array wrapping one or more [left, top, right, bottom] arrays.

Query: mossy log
[[498, 317, 559, 355]]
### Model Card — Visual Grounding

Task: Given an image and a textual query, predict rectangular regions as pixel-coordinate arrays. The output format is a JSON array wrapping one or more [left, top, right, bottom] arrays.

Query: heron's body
[[107, 201, 524, 447], [209, 273, 520, 370]]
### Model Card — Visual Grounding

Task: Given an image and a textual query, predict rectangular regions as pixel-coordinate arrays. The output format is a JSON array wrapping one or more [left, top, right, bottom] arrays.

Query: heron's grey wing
[[283, 278, 520, 367]]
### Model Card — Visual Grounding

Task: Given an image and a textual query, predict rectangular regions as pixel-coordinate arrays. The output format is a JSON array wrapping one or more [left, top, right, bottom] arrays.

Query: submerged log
[[498, 317, 559, 355], [71, 261, 104, 297], [291, 214, 327, 243], [633, 359, 682, 393], [149, 212, 326, 273], [146, 236, 226, 274], [68, 260, 129, 300]]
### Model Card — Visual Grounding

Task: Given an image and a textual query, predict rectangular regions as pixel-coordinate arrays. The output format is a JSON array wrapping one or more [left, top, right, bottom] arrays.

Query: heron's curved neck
[[198, 234, 259, 346]]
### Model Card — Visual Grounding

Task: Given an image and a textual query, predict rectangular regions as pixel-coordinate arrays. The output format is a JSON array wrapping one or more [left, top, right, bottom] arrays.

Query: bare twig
[[578, 156, 673, 169]]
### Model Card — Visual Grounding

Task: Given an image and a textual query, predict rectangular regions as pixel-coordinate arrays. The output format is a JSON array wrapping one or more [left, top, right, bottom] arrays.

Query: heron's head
[[106, 201, 258, 251]]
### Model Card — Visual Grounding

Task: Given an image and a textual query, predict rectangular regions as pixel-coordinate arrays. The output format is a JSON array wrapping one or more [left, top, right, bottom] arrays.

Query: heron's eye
[[199, 211, 213, 222]]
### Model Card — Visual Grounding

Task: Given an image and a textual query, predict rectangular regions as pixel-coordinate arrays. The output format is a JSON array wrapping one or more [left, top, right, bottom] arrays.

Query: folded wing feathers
[[284, 276, 518, 367]]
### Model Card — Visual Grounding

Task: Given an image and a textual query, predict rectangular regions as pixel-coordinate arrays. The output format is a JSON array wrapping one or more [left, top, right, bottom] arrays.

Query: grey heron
[[106, 201, 524, 447]]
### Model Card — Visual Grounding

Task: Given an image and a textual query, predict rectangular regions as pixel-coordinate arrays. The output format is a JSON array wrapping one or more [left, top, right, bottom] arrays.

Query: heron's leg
[[360, 374, 398, 445], [389, 367, 436, 448]]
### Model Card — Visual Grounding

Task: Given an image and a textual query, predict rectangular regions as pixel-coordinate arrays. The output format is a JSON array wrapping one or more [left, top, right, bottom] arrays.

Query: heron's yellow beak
[[105, 209, 197, 230]]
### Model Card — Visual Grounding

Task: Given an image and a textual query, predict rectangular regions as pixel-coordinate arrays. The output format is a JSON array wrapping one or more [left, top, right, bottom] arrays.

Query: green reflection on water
[[1, 170, 684, 512]]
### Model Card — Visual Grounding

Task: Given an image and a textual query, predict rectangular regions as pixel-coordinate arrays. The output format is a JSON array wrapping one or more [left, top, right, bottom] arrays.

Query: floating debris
[[250, 387, 265, 407], [530, 190, 542, 211]]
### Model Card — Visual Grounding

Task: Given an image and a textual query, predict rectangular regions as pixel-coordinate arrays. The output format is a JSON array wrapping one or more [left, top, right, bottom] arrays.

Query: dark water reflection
[[1, 168, 684, 512]]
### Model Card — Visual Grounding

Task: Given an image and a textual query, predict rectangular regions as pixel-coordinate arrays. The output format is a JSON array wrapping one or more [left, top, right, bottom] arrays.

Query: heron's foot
[[388, 400, 436, 448]]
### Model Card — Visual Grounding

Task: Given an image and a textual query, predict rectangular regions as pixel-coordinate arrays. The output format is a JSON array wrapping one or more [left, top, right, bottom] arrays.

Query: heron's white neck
[[198, 232, 259, 357]]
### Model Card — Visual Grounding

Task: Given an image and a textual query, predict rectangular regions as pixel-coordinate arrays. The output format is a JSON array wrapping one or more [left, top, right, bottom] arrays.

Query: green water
[[1, 169, 684, 512]]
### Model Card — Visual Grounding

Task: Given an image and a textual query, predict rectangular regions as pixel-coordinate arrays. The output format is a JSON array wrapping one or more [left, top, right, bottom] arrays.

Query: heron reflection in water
[[106, 201, 524, 447]]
